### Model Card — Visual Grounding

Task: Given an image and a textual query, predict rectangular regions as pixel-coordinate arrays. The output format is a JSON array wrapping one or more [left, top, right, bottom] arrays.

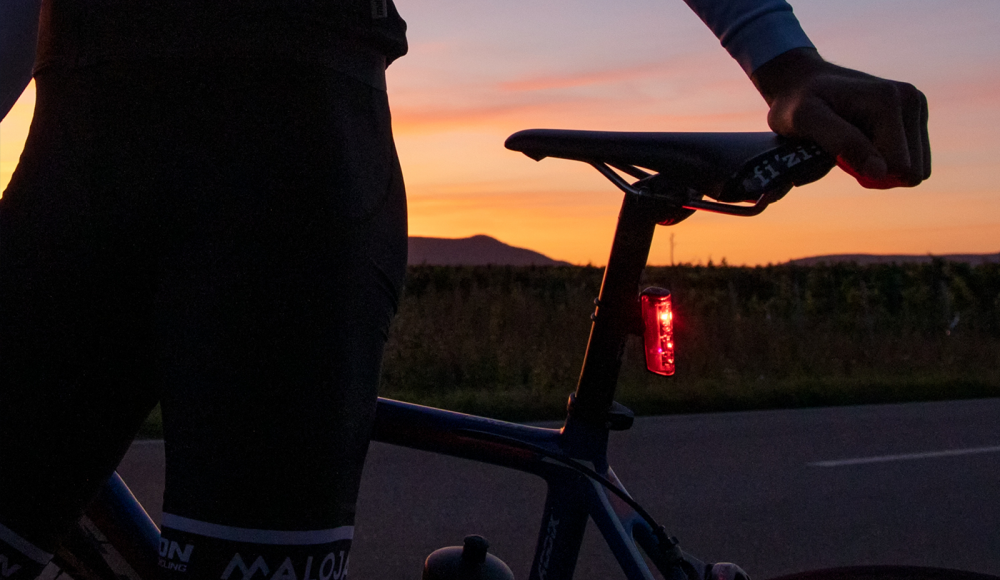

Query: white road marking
[[810, 445, 1000, 467]]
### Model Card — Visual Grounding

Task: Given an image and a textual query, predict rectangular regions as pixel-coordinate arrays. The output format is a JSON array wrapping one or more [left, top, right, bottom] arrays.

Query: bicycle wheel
[[47, 517, 133, 580], [767, 566, 1000, 580]]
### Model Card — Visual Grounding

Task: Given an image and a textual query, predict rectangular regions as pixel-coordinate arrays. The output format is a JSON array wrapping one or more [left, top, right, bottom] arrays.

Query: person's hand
[[751, 48, 930, 189]]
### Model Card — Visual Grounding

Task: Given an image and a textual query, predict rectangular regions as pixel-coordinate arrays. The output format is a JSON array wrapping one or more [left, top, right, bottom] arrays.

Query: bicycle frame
[[371, 397, 673, 580], [52, 131, 991, 580], [369, 187, 680, 580], [72, 186, 681, 580]]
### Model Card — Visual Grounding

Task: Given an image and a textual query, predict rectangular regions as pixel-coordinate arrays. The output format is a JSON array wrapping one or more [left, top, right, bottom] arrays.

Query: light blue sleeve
[[681, 0, 814, 76]]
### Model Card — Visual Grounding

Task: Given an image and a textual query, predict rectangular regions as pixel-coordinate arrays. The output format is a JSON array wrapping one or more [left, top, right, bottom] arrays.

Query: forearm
[[680, 0, 814, 76], [1, 0, 42, 120]]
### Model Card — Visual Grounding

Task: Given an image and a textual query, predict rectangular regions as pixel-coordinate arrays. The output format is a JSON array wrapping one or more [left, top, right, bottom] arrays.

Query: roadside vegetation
[[139, 260, 1000, 437]]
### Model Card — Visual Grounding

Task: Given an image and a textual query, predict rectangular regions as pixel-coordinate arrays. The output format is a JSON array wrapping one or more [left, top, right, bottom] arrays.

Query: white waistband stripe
[[160, 514, 353, 545], [0, 521, 54, 564]]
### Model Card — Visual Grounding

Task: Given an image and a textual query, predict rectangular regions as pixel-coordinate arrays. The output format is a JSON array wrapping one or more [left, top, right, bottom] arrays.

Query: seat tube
[[570, 192, 658, 425], [528, 477, 590, 580]]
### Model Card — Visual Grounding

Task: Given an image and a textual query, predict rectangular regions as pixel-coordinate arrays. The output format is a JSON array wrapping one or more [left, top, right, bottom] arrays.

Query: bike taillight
[[641, 288, 674, 376]]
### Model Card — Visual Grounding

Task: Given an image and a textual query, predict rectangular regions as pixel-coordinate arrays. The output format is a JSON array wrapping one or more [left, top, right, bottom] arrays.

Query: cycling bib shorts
[[0, 57, 407, 580]]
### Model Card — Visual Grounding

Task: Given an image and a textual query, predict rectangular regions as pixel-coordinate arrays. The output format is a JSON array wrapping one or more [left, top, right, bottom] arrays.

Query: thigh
[[0, 68, 161, 546], [154, 60, 408, 531]]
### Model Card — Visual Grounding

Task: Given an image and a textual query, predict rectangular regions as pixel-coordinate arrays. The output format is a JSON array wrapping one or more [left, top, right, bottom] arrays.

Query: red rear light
[[641, 288, 674, 376]]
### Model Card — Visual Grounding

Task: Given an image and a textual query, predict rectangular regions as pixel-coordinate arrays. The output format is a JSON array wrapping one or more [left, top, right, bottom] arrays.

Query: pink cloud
[[498, 62, 682, 93]]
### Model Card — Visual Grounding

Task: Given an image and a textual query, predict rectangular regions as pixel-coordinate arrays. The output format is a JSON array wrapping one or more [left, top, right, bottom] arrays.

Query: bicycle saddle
[[505, 129, 833, 202]]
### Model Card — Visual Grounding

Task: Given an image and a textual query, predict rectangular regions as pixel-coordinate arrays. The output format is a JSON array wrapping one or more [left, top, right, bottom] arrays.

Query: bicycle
[[38, 129, 999, 580]]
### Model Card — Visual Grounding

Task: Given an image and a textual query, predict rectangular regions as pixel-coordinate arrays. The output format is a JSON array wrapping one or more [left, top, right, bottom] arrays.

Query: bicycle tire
[[767, 566, 1000, 580]]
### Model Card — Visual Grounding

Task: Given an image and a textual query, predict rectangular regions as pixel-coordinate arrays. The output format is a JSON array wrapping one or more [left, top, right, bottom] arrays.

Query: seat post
[[568, 191, 658, 427]]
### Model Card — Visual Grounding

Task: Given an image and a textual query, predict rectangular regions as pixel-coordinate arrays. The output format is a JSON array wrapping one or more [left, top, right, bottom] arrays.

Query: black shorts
[[0, 58, 407, 551]]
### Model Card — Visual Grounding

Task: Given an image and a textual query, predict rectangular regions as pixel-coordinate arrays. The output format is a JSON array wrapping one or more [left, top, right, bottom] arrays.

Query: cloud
[[389, 51, 762, 135], [497, 61, 683, 93], [930, 76, 1000, 108]]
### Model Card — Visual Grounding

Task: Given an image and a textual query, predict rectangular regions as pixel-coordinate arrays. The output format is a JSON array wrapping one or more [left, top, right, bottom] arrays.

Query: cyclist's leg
[[0, 66, 162, 578], [150, 59, 406, 580]]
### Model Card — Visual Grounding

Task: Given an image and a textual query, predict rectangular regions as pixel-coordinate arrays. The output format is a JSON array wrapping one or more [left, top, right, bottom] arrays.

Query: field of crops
[[379, 261, 1000, 420], [136, 260, 1000, 436]]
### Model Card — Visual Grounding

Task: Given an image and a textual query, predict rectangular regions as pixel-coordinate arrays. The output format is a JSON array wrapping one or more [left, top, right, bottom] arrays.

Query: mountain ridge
[[408, 235, 570, 266], [788, 253, 1000, 266], [406, 236, 999, 266]]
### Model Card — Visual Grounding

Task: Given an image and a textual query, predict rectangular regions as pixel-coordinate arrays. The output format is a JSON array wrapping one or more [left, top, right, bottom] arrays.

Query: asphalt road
[[117, 398, 1000, 579]]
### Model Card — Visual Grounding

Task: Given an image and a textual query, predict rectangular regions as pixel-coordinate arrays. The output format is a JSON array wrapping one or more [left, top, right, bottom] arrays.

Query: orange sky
[[2, 0, 998, 265]]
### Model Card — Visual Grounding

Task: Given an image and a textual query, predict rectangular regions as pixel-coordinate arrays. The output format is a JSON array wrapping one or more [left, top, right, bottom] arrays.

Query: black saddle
[[504, 129, 834, 202]]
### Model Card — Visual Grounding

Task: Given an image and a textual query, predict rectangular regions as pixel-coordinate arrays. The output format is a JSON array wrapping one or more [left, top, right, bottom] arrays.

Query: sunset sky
[[2, 0, 997, 265]]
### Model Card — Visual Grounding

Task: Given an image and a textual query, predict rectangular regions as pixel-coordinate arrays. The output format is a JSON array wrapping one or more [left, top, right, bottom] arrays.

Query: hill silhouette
[[406, 238, 999, 267], [407, 235, 570, 266], [789, 253, 1000, 265]]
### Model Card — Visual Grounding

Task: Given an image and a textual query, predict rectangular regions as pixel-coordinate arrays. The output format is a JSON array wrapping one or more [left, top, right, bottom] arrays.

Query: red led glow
[[641, 288, 674, 376]]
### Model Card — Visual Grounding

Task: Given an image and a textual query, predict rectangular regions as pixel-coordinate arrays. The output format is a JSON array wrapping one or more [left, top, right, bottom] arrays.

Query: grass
[[137, 263, 1000, 437]]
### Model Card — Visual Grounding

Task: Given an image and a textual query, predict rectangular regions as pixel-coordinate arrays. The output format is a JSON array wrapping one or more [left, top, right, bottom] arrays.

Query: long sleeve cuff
[[682, 0, 815, 76], [723, 8, 814, 75]]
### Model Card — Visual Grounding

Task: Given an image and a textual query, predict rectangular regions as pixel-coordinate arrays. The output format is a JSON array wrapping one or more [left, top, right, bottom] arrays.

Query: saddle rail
[[504, 129, 836, 219]]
